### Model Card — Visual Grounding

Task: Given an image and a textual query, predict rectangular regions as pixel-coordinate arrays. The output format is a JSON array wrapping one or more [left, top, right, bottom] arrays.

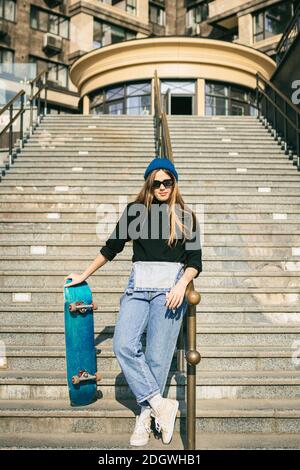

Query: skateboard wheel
[[72, 375, 80, 385], [92, 301, 98, 311], [95, 372, 101, 382], [69, 302, 77, 312]]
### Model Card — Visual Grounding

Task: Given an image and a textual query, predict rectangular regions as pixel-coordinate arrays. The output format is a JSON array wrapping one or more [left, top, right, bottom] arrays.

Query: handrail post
[[20, 93, 24, 150], [185, 282, 201, 450], [297, 112, 300, 171], [9, 104, 13, 167], [37, 80, 41, 125], [266, 90, 268, 126], [284, 101, 287, 153], [255, 74, 260, 119], [44, 71, 48, 116], [273, 89, 277, 136], [30, 80, 34, 135]]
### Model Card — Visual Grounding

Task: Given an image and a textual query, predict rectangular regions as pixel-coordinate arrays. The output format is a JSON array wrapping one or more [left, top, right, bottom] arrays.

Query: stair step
[[3, 207, 300, 214], [1, 270, 300, 289], [0, 239, 299, 246], [3, 183, 300, 194], [0, 430, 299, 450], [1, 201, 300, 209], [26, 134, 277, 142], [2, 323, 298, 331], [1, 369, 300, 401], [10, 157, 293, 166], [2, 368, 300, 383], [0, 430, 186, 450], [23, 140, 278, 147], [1, 398, 300, 434], [1, 233, 299, 244], [0, 195, 300, 204], [1, 260, 300, 270], [1, 221, 300, 234], [1, 324, 300, 349], [1, 304, 300, 326], [1, 286, 299, 309]]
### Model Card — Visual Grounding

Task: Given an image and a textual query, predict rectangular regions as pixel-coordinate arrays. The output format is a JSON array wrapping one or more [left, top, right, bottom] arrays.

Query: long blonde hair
[[132, 168, 196, 247]]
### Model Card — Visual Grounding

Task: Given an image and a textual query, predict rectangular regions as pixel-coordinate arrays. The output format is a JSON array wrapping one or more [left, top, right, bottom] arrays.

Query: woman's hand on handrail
[[165, 278, 188, 310]]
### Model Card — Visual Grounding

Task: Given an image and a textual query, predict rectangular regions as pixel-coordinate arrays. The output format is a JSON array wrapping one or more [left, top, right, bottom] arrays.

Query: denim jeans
[[113, 262, 188, 409]]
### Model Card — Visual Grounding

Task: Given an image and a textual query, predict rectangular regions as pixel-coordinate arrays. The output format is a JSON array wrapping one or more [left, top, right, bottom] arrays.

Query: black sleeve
[[100, 203, 132, 261], [184, 212, 202, 278]]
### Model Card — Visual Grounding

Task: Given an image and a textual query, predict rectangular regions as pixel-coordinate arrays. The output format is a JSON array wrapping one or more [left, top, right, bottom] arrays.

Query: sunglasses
[[152, 178, 174, 189]]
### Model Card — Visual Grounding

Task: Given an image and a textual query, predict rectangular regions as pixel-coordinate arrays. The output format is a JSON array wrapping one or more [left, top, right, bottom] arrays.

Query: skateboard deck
[[64, 278, 101, 406]]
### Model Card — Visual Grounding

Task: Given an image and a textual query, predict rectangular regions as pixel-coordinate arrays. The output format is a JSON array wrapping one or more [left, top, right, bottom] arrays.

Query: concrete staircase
[[0, 114, 300, 449]]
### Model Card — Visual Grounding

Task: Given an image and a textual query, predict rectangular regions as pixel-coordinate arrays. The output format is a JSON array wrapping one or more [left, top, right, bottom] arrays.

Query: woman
[[64, 157, 202, 447]]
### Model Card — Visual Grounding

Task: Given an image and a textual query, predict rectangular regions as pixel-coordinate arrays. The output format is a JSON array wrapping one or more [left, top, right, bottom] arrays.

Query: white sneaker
[[150, 397, 179, 444], [130, 411, 152, 446]]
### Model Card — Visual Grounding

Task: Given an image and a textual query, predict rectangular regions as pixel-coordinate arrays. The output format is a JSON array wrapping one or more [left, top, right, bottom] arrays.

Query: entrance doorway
[[171, 95, 193, 115], [160, 80, 196, 115]]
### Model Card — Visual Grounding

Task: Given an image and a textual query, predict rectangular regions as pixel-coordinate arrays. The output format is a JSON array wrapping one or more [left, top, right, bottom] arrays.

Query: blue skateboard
[[64, 278, 101, 406]]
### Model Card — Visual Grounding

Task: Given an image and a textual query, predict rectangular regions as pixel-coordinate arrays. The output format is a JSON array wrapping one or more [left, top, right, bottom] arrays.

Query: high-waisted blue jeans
[[113, 263, 188, 409]]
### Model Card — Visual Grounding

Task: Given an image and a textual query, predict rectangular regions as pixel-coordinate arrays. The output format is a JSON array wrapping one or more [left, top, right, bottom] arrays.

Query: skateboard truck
[[69, 300, 98, 314], [72, 369, 102, 385]]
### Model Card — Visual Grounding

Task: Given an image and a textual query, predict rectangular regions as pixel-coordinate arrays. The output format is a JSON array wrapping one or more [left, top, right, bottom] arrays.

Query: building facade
[[0, 0, 298, 114]]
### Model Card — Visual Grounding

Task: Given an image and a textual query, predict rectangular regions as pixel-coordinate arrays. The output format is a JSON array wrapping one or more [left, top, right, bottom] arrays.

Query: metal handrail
[[256, 72, 300, 170], [0, 90, 25, 167], [153, 69, 202, 450], [0, 70, 48, 174], [153, 70, 174, 162], [29, 70, 49, 131], [275, 3, 300, 65]]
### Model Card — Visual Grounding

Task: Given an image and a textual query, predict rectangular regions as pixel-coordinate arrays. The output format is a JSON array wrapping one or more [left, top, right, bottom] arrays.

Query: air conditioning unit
[[44, 0, 64, 7], [0, 19, 9, 38], [43, 33, 63, 55]]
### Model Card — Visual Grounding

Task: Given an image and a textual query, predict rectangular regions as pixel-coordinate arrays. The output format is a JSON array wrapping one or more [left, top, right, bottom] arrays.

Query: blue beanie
[[144, 157, 178, 182]]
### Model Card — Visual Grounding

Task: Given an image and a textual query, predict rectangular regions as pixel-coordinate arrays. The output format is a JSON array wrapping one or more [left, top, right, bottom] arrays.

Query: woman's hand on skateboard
[[64, 272, 85, 287]]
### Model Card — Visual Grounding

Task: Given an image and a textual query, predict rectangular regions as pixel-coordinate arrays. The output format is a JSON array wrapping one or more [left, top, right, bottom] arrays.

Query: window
[[205, 81, 257, 116], [29, 56, 69, 88], [93, 18, 136, 48], [0, 47, 14, 74], [149, 3, 166, 26], [126, 0, 136, 15], [97, 0, 137, 15], [127, 82, 151, 114], [186, 0, 209, 28], [30, 6, 69, 39], [0, 0, 16, 21], [90, 81, 151, 115], [0, 87, 17, 106], [253, 0, 296, 42], [160, 80, 195, 95]]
